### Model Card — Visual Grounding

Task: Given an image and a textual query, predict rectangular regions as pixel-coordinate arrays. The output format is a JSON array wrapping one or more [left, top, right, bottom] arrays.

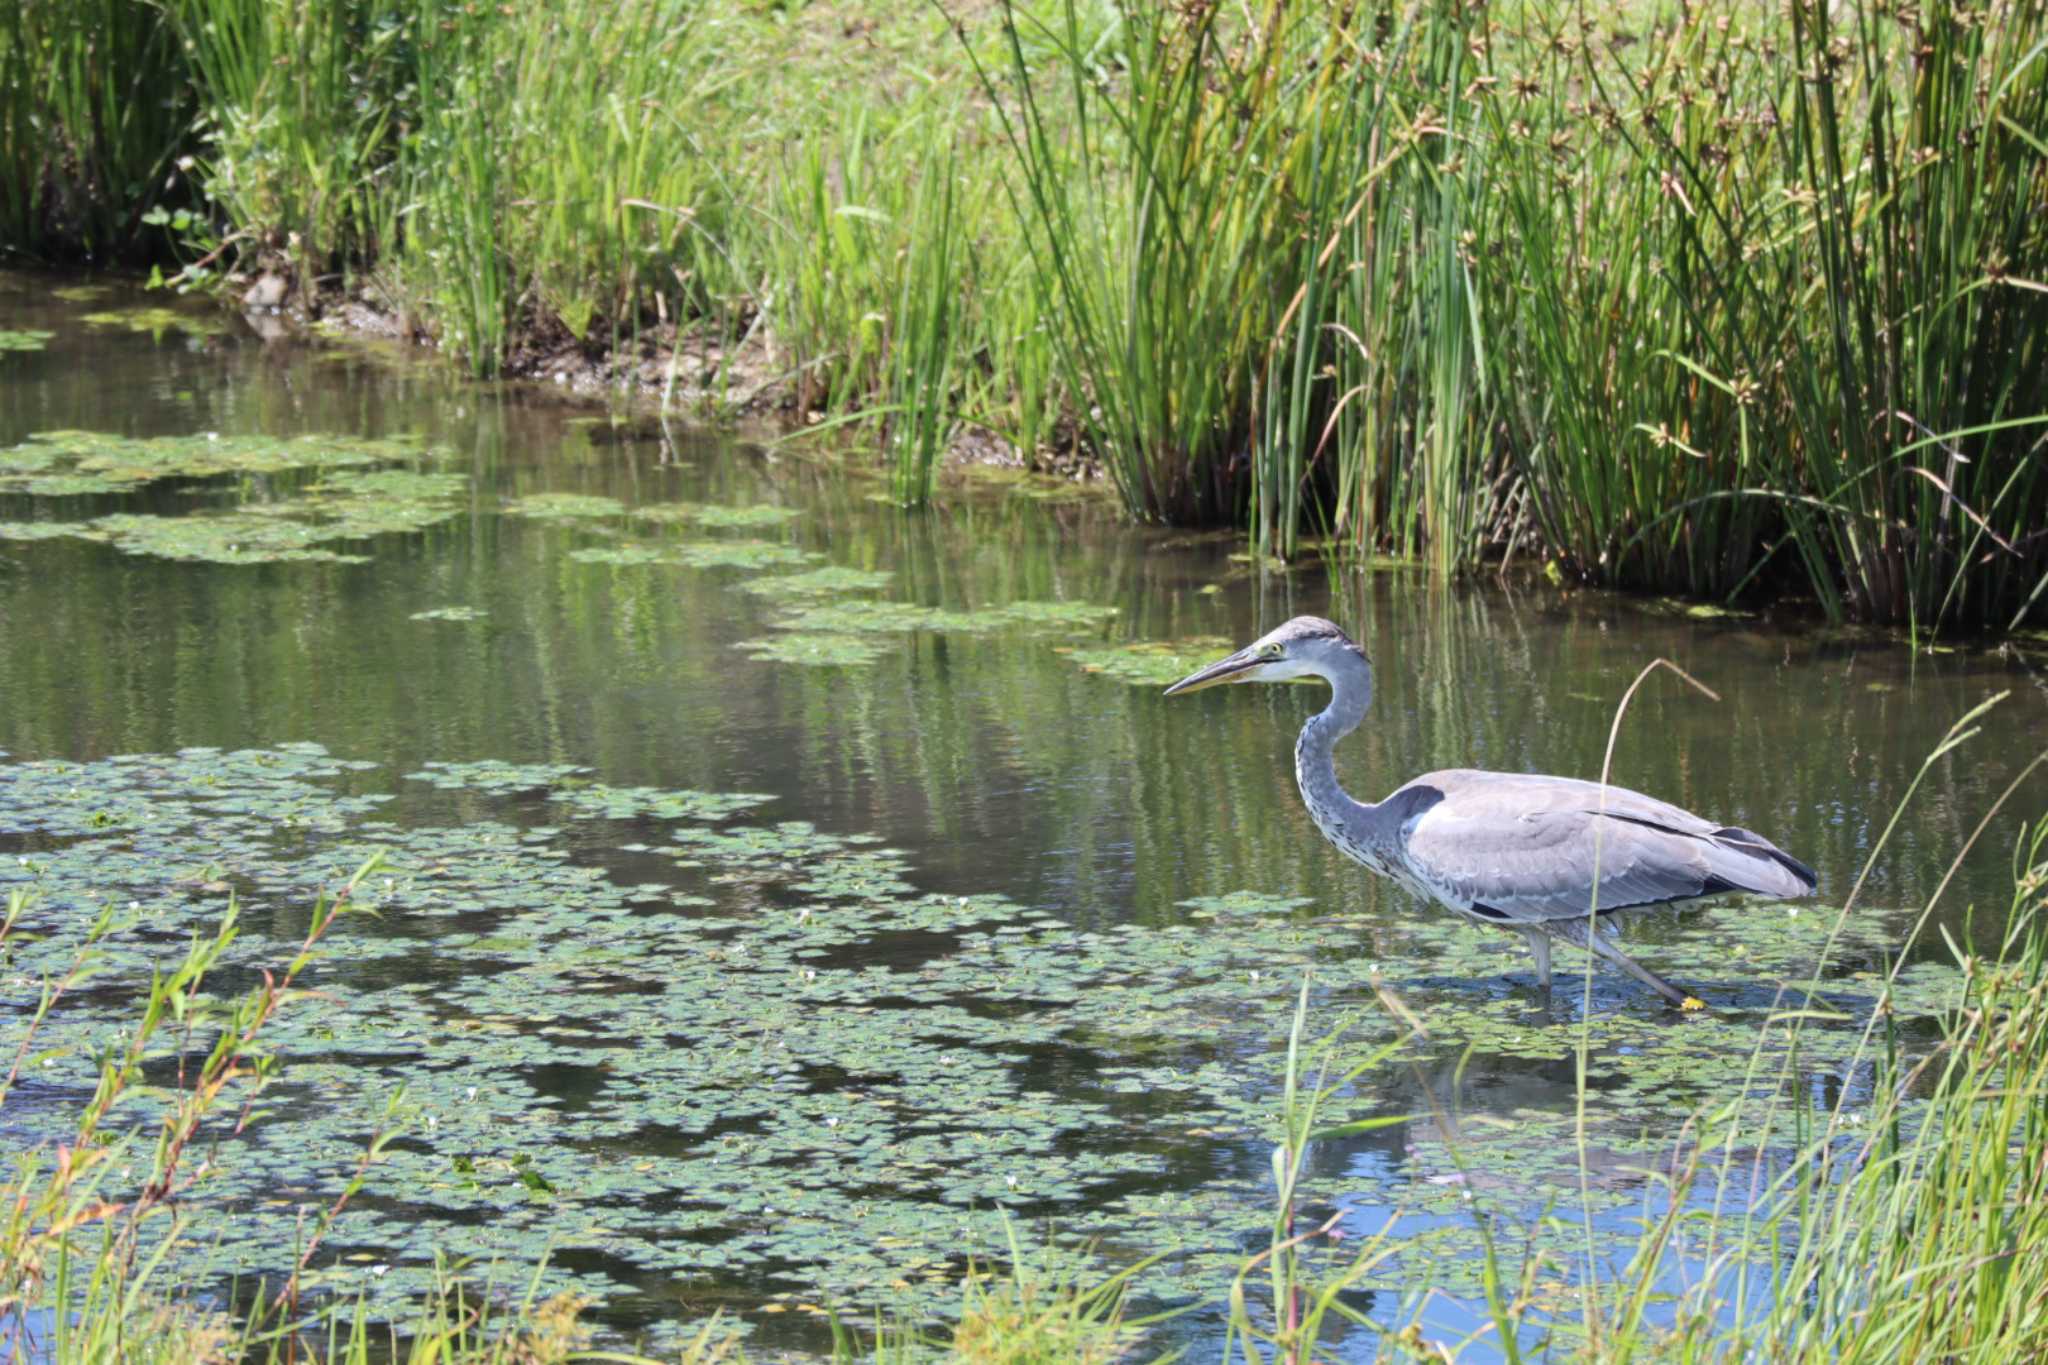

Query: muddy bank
[[241, 269, 1092, 480]]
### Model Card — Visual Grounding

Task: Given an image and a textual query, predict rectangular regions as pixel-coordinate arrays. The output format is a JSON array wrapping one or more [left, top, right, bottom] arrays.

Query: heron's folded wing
[[1397, 780, 1735, 925]]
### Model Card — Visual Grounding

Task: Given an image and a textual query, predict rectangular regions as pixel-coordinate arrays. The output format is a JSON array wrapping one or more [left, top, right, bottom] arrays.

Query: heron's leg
[[1551, 918, 1701, 1009], [1517, 928, 1552, 989]]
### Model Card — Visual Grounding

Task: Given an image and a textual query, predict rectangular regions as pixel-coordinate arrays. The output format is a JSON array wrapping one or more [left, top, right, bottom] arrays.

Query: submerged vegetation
[[1, 0, 2042, 629]]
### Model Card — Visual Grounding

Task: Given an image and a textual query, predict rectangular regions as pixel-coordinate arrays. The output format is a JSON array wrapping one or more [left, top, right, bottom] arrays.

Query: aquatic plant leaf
[[0, 429, 446, 495], [504, 492, 627, 520], [674, 540, 819, 570], [0, 520, 90, 541], [734, 633, 893, 666], [636, 502, 801, 529], [410, 606, 487, 622], [0, 329, 54, 352], [86, 513, 373, 564], [1057, 636, 1237, 685], [405, 760, 590, 792], [314, 469, 468, 500], [77, 306, 229, 337], [996, 600, 1119, 629], [567, 545, 684, 567], [737, 566, 894, 599], [549, 782, 775, 822]]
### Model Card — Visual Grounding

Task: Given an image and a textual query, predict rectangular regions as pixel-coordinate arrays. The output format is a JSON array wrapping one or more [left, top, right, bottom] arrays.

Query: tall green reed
[[1482, 7, 1780, 598], [1763, 0, 2047, 631], [163, 0, 411, 283], [885, 142, 960, 506], [397, 1, 509, 374], [977, 0, 1316, 524], [0, 0, 190, 259]]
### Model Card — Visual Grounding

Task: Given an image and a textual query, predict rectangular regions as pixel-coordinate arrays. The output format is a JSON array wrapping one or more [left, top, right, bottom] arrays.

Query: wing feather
[[1392, 770, 1815, 926]]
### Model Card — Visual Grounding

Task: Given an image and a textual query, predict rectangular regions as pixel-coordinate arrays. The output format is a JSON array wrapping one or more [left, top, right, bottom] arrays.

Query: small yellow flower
[[1680, 996, 1707, 1012]]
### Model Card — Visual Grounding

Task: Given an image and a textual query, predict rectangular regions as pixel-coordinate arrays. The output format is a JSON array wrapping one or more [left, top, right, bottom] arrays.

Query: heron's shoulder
[[1393, 771, 1710, 828]]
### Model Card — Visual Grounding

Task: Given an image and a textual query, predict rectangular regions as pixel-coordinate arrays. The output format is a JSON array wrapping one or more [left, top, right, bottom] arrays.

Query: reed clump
[[3, 0, 2042, 625]]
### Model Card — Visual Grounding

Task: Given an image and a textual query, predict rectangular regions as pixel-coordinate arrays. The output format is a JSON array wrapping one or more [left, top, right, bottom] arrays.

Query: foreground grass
[[3, 0, 2044, 629]]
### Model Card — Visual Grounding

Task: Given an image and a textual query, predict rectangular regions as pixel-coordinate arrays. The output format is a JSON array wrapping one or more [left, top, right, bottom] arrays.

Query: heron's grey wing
[[1391, 771, 1815, 927]]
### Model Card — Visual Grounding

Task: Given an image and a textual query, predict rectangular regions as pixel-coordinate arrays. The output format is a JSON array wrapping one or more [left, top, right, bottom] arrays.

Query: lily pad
[[674, 540, 819, 570], [86, 513, 373, 564], [636, 502, 801, 529], [0, 329, 54, 352], [405, 760, 589, 792], [77, 306, 229, 337], [504, 493, 626, 520], [567, 545, 683, 567], [738, 566, 894, 599], [0, 519, 91, 542], [0, 429, 445, 496], [735, 632, 894, 667], [1056, 637, 1237, 686]]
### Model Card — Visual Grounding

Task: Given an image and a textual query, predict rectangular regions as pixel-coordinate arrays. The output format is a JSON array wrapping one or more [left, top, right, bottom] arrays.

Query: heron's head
[[1163, 616, 1368, 695]]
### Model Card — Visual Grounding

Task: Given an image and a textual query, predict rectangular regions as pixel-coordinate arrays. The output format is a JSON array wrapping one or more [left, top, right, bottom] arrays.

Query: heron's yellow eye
[[1262, 643, 1284, 658]]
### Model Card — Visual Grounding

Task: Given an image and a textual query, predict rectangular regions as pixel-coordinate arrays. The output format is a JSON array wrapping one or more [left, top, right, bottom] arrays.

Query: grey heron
[[1164, 616, 1817, 1008]]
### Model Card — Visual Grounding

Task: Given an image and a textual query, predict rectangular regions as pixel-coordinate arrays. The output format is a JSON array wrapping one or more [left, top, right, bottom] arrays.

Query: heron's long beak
[[1163, 647, 1261, 695]]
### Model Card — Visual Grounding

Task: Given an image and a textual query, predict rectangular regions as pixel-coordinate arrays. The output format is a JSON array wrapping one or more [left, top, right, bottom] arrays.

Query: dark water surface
[[2, 274, 2044, 1356]]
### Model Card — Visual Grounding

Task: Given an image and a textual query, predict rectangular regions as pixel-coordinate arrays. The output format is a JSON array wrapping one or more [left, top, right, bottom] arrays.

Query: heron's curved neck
[[1293, 654, 1382, 850]]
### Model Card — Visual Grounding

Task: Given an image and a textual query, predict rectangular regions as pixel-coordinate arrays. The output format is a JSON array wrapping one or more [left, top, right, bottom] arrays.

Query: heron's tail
[[1707, 825, 1818, 897]]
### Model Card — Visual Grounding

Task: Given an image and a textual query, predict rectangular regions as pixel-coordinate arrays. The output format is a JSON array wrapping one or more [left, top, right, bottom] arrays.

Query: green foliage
[[0, 0, 191, 258], [7, 0, 2045, 625]]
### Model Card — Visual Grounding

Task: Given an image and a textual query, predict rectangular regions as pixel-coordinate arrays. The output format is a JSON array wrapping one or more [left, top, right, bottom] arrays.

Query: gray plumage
[[1165, 616, 1817, 1007]]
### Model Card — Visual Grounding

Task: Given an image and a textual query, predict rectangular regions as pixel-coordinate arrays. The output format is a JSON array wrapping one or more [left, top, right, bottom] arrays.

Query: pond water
[[1, 273, 2044, 1357]]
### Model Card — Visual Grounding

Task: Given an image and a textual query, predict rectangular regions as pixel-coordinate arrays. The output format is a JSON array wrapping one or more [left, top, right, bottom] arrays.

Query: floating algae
[[0, 519, 89, 541], [1056, 636, 1237, 685], [0, 740, 1969, 1334], [0, 429, 446, 496], [86, 512, 374, 564], [673, 540, 819, 570], [77, 306, 230, 337], [734, 595, 1117, 667], [503, 492, 627, 520], [635, 502, 801, 529], [566, 545, 685, 567], [735, 632, 895, 667], [0, 436, 464, 562], [737, 566, 893, 599]]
